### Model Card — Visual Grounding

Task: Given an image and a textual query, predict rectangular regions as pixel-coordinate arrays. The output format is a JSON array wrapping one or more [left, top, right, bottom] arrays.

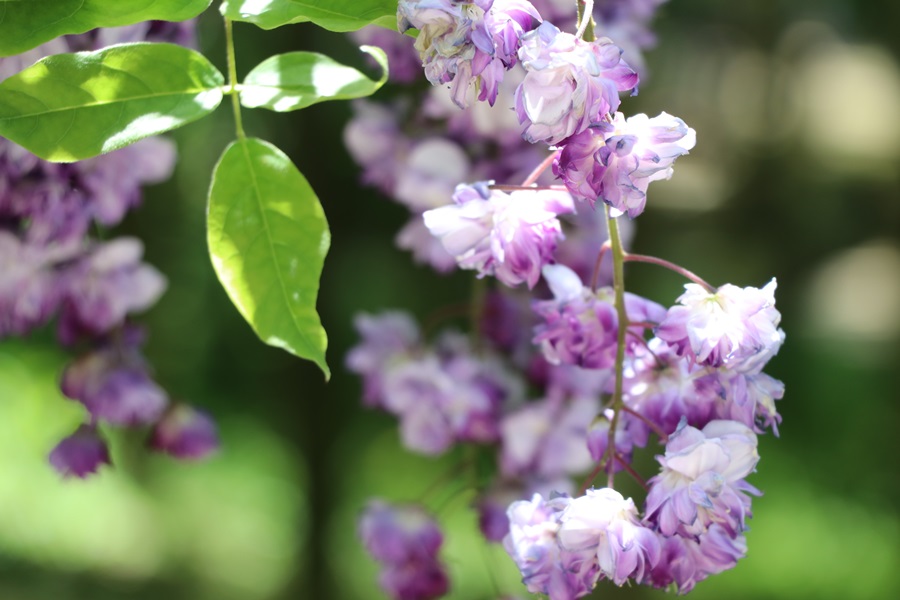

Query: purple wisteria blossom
[[644, 524, 746, 593], [359, 501, 450, 600], [423, 182, 574, 288], [644, 420, 760, 538], [61, 328, 169, 426], [622, 337, 719, 435], [48, 425, 111, 479], [500, 395, 599, 480], [0, 232, 77, 337], [57, 238, 167, 344], [504, 493, 601, 599], [656, 279, 784, 372], [346, 311, 421, 407], [149, 404, 220, 460], [557, 488, 660, 586], [554, 111, 695, 217], [515, 22, 638, 145], [375, 331, 523, 455], [398, 0, 542, 108], [533, 264, 665, 368]]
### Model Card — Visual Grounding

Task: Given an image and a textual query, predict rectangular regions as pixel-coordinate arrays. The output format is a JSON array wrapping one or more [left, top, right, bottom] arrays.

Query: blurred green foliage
[[1, 1, 899, 598]]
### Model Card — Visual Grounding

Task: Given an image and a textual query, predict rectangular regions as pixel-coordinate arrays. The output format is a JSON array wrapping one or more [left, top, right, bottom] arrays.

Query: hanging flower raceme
[[398, 0, 542, 108], [345, 311, 422, 407], [554, 111, 695, 217], [515, 21, 638, 145], [656, 279, 784, 372], [423, 182, 574, 288], [359, 501, 450, 600]]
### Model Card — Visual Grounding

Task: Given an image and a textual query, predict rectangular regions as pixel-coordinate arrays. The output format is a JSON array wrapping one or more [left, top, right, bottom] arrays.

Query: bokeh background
[[1, 1, 899, 598]]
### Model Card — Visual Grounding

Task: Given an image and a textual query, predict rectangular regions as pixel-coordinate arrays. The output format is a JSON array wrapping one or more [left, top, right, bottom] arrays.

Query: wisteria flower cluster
[[0, 23, 219, 479], [349, 1, 785, 599]]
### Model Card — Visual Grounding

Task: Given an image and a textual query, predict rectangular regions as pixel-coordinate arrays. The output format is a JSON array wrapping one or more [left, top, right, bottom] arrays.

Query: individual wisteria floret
[[532, 264, 665, 368], [515, 21, 638, 145], [381, 333, 523, 454], [557, 488, 661, 586], [148, 404, 220, 460], [398, 0, 542, 108], [0, 231, 77, 337], [359, 501, 450, 600], [554, 111, 695, 217], [644, 420, 760, 538], [423, 182, 574, 288], [656, 279, 784, 372], [345, 311, 421, 407], [57, 237, 167, 345], [500, 394, 599, 481], [504, 493, 601, 599], [61, 327, 168, 426], [644, 523, 746, 593], [48, 424, 111, 479], [622, 336, 720, 435]]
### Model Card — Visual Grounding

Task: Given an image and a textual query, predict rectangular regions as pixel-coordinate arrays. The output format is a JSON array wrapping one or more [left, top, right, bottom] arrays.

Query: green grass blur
[[1, 1, 899, 598]]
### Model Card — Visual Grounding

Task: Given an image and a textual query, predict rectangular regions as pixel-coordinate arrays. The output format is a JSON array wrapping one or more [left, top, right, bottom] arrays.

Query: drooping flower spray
[[347, 1, 784, 598]]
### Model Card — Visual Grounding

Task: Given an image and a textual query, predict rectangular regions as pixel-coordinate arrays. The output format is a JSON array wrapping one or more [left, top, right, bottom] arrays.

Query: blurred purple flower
[[360, 500, 450, 600], [48, 425, 111, 479], [149, 404, 220, 460], [58, 237, 166, 344]]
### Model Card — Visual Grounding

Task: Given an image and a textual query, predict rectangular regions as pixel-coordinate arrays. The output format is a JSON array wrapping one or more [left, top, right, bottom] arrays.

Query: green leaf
[[207, 138, 331, 379], [0, 43, 224, 162], [0, 0, 213, 57], [240, 46, 388, 112], [221, 0, 397, 32]]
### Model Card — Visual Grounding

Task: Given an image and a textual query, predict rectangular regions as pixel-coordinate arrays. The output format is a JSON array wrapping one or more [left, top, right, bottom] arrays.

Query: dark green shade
[[207, 138, 331, 379], [0, 42, 224, 162]]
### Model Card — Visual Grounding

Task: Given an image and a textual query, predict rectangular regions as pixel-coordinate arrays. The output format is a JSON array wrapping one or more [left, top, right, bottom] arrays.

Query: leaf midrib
[[238, 139, 319, 357], [0, 86, 219, 121]]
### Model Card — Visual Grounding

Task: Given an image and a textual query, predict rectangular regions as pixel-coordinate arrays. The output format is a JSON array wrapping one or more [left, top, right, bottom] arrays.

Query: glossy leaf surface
[[207, 138, 331, 379], [240, 46, 388, 112], [0, 43, 224, 162], [220, 0, 397, 32], [0, 0, 212, 57]]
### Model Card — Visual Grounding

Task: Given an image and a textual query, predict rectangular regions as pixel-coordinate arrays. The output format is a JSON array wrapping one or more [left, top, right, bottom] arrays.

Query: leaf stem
[[224, 18, 246, 140]]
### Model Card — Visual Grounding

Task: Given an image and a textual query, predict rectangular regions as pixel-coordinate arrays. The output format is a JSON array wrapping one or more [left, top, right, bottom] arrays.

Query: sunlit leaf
[[240, 46, 388, 112], [220, 0, 397, 32], [0, 0, 213, 57], [0, 43, 224, 162], [207, 138, 330, 379]]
